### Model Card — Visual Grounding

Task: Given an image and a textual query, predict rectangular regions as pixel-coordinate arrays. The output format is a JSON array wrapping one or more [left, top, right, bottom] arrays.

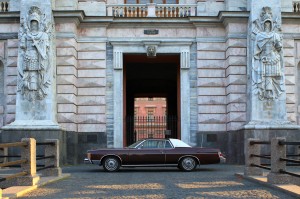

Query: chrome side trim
[[122, 164, 178, 167], [178, 155, 201, 165], [99, 154, 123, 166]]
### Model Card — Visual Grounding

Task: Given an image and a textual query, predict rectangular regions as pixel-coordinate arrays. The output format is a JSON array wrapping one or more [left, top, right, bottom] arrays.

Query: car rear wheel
[[103, 157, 120, 172], [179, 157, 197, 171]]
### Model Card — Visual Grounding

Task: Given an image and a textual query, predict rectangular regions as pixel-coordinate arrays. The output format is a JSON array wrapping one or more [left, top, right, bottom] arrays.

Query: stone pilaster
[[245, 0, 299, 129], [2, 0, 60, 130]]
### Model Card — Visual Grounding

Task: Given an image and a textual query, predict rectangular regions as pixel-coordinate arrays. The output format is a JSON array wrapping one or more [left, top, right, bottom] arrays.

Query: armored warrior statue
[[252, 7, 284, 101], [18, 6, 51, 101]]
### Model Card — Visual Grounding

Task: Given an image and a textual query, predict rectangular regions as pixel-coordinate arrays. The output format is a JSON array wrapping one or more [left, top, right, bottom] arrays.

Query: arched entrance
[[123, 54, 180, 145]]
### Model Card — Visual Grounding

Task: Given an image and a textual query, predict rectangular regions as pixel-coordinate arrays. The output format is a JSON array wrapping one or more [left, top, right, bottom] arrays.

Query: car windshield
[[127, 140, 144, 148]]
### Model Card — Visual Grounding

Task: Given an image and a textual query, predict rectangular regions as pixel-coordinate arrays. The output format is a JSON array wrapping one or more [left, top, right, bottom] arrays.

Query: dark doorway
[[124, 54, 180, 146]]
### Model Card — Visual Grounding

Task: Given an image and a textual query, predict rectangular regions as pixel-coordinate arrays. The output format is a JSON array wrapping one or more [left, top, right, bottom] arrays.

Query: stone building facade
[[0, 0, 300, 164]]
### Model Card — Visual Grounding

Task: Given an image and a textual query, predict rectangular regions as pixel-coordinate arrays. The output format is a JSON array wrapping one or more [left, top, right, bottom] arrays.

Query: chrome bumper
[[220, 156, 226, 164], [84, 158, 93, 164]]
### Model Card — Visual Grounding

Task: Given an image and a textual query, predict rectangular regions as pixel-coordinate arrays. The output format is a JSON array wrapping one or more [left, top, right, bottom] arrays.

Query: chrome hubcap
[[105, 158, 118, 171], [182, 157, 196, 170]]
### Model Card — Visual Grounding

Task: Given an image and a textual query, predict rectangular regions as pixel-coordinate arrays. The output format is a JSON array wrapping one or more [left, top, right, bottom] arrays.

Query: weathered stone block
[[78, 1, 106, 16], [227, 93, 247, 103], [226, 56, 247, 66], [198, 87, 226, 96], [197, 51, 225, 60], [78, 43, 106, 51], [226, 85, 246, 94], [78, 106, 105, 114], [57, 94, 76, 104], [78, 60, 106, 69], [197, 78, 226, 87], [57, 57, 77, 67], [57, 85, 77, 94], [77, 114, 106, 124], [58, 104, 76, 113], [57, 47, 77, 57], [197, 42, 226, 51], [197, 59, 225, 69], [227, 103, 246, 112], [227, 122, 245, 131], [57, 75, 76, 85], [226, 75, 247, 85], [226, 66, 246, 75], [56, 38, 77, 48], [77, 78, 106, 87], [198, 96, 227, 105], [78, 124, 106, 132], [227, 112, 246, 122], [77, 96, 105, 106], [198, 105, 226, 114], [57, 66, 77, 76], [198, 69, 225, 77], [78, 88, 106, 96], [198, 123, 226, 131], [78, 69, 106, 78], [57, 113, 76, 123], [226, 48, 246, 58], [78, 51, 106, 60], [226, 38, 247, 48], [198, 113, 226, 123]]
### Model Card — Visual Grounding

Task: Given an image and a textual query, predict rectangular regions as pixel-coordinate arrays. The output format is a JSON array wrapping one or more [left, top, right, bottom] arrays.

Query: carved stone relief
[[147, 45, 157, 57], [252, 7, 284, 101], [18, 6, 53, 101]]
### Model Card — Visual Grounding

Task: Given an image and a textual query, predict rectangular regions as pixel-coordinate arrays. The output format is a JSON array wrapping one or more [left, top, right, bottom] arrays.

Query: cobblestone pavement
[[20, 164, 294, 199]]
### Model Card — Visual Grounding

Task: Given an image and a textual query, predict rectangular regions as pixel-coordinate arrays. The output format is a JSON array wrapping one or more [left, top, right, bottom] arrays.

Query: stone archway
[[110, 41, 192, 147]]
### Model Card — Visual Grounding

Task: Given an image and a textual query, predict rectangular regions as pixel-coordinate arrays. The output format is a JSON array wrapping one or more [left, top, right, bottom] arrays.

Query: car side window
[[165, 141, 173, 148], [141, 140, 158, 149]]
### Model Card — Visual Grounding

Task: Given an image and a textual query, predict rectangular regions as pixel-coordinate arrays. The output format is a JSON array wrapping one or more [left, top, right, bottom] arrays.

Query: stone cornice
[[1, 10, 300, 28]]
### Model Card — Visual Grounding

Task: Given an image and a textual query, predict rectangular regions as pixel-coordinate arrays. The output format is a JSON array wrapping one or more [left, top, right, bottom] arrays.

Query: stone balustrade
[[0, 1, 8, 12], [293, 1, 300, 12], [107, 3, 196, 17]]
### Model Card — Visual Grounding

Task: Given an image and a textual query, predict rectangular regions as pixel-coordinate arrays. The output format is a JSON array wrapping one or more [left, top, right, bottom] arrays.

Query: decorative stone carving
[[113, 51, 123, 69], [181, 51, 190, 69], [18, 6, 52, 101], [252, 7, 284, 101], [147, 45, 156, 57]]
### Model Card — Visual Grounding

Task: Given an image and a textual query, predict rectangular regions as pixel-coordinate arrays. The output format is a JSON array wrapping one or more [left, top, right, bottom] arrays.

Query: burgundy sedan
[[84, 138, 225, 172]]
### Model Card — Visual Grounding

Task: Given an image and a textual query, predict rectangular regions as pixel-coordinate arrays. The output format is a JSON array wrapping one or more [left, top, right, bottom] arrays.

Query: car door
[[162, 140, 179, 164], [127, 140, 166, 165]]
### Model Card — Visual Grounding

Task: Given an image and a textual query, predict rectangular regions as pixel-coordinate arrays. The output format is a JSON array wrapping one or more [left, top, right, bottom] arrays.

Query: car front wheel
[[103, 157, 120, 172], [179, 157, 197, 171]]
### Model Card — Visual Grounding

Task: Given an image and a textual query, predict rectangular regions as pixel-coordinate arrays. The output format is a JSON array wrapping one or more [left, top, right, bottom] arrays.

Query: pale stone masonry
[[0, 0, 299, 163]]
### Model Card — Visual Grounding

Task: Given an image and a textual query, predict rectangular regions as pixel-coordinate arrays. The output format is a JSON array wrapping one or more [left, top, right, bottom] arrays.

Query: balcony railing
[[107, 3, 196, 17], [0, 1, 9, 12], [293, 1, 300, 12]]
